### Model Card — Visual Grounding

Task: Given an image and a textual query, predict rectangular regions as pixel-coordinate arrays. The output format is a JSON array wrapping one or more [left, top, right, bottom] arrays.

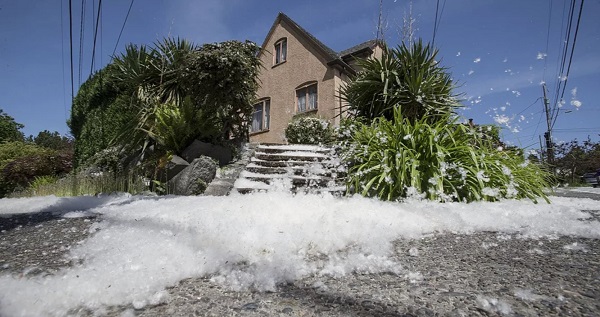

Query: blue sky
[[1, 0, 598, 151]]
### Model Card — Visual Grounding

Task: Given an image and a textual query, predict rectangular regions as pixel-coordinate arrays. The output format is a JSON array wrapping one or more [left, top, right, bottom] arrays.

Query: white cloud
[[474, 57, 481, 63], [468, 70, 474, 75], [571, 100, 582, 108]]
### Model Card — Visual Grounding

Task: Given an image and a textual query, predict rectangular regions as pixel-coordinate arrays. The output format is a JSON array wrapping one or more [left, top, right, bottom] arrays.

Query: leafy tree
[[553, 137, 600, 185], [0, 109, 25, 143], [340, 39, 461, 123], [28, 130, 73, 151]]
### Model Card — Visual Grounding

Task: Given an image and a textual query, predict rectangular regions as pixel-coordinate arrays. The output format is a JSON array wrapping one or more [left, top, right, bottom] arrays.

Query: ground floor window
[[296, 83, 317, 113], [251, 99, 270, 133]]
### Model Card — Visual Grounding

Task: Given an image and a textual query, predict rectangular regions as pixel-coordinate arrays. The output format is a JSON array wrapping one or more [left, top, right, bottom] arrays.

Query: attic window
[[274, 38, 287, 65]]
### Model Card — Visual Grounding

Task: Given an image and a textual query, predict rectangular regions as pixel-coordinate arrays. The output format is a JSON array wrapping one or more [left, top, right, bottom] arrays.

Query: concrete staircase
[[233, 144, 347, 195]]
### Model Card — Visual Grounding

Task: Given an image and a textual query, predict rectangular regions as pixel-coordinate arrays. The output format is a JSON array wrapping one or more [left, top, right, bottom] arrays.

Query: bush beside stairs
[[233, 144, 346, 195]]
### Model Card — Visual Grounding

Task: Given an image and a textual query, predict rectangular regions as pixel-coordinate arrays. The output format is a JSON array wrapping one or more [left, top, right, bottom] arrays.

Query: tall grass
[[10, 171, 149, 198]]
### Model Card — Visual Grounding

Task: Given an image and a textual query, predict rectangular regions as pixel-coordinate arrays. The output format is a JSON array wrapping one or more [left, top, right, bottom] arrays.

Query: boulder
[[181, 140, 232, 166], [167, 156, 217, 195], [163, 155, 189, 182]]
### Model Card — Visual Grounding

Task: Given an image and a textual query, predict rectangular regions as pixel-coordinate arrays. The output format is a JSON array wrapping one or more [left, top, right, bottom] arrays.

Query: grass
[[342, 108, 551, 203], [9, 172, 150, 198]]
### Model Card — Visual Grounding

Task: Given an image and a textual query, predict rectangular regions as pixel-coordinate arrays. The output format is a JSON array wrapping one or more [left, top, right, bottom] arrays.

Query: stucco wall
[[250, 20, 338, 144]]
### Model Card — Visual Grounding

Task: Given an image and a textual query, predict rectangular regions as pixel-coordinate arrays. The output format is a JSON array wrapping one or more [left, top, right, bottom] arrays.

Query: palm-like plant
[[111, 38, 199, 156], [340, 39, 461, 122], [112, 37, 197, 104]]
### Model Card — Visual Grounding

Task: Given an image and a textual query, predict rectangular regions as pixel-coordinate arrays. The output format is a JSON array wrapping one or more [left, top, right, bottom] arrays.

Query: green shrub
[[285, 116, 332, 145], [0, 141, 52, 170], [2, 151, 73, 192], [0, 142, 58, 197], [342, 108, 550, 203]]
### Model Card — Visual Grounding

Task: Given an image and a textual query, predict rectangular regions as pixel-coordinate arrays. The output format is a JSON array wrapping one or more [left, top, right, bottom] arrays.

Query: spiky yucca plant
[[340, 39, 461, 123]]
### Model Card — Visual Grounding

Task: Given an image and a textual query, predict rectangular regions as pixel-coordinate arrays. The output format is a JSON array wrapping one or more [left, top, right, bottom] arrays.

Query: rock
[[163, 155, 190, 182], [167, 156, 217, 195], [181, 140, 232, 166]]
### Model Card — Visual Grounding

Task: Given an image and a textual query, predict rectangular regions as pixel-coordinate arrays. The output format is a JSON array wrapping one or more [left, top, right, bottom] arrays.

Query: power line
[[550, 0, 576, 122], [69, 0, 75, 102], [432, 0, 446, 47], [78, 0, 87, 87], [516, 97, 542, 117], [112, 0, 136, 58], [61, 0, 68, 120], [542, 0, 553, 82], [554, 127, 600, 133], [552, 0, 585, 129], [90, 0, 103, 75]]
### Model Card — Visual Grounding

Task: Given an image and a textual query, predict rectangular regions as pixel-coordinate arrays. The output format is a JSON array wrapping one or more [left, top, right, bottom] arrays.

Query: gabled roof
[[339, 39, 384, 59], [260, 13, 387, 75], [260, 12, 356, 74]]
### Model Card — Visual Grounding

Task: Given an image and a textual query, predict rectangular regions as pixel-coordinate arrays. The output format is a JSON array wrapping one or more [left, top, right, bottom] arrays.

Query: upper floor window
[[274, 38, 287, 65], [251, 99, 270, 133], [296, 83, 317, 113]]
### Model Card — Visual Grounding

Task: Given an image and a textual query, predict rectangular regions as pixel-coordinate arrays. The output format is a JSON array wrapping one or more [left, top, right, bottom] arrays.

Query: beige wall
[[250, 20, 338, 144]]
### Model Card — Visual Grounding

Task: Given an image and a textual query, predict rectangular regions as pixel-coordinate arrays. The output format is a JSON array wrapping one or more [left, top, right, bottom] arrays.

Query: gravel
[[1, 208, 599, 316]]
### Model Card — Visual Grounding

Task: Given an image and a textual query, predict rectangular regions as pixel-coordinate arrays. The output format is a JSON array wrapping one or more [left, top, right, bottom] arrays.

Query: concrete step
[[250, 157, 342, 168], [233, 143, 346, 196], [254, 151, 328, 162], [245, 163, 347, 178], [236, 187, 346, 196], [257, 144, 332, 154]]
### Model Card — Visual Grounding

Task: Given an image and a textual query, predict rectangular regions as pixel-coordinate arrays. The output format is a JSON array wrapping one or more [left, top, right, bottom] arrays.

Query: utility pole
[[542, 83, 554, 167]]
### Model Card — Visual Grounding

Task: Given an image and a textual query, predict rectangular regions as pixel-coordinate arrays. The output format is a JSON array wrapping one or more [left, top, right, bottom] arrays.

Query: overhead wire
[[552, 0, 585, 130], [542, 0, 553, 82], [431, 0, 446, 48], [432, 0, 440, 47], [69, 0, 75, 102], [549, 0, 570, 120], [550, 0, 576, 124], [516, 97, 542, 117], [61, 0, 68, 120], [112, 0, 136, 58], [90, 0, 103, 75], [78, 0, 87, 87]]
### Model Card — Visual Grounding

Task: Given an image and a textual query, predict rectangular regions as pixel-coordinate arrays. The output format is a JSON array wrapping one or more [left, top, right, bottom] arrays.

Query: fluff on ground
[[0, 191, 599, 316]]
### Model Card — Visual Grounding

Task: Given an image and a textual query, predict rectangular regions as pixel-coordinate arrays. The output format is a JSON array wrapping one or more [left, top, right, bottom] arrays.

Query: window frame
[[250, 98, 270, 134], [296, 83, 318, 113], [273, 38, 287, 66]]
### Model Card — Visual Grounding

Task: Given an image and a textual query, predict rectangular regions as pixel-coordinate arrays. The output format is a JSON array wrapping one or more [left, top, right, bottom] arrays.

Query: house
[[250, 12, 384, 144]]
